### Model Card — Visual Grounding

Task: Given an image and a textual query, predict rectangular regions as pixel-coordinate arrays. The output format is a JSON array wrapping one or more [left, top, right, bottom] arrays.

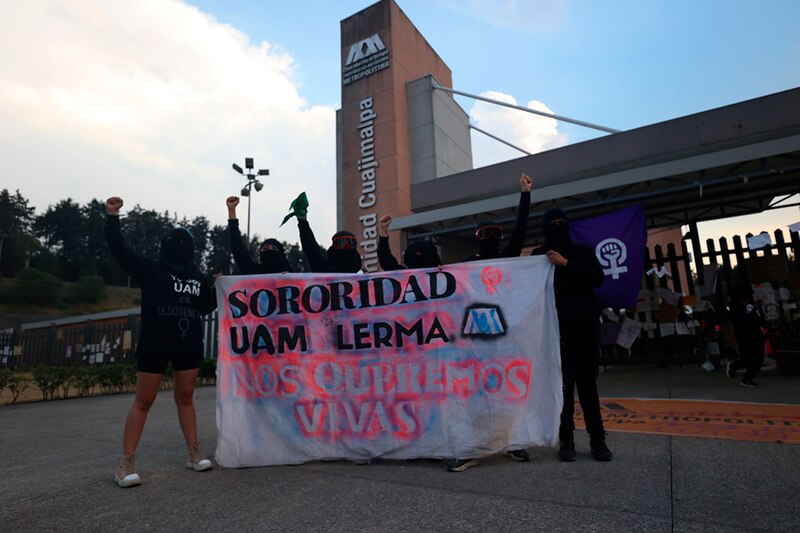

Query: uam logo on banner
[[343, 34, 390, 85]]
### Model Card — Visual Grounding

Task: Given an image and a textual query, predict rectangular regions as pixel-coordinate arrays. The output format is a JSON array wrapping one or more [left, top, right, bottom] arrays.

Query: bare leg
[[173, 368, 200, 444], [174, 368, 212, 470], [123, 372, 164, 454]]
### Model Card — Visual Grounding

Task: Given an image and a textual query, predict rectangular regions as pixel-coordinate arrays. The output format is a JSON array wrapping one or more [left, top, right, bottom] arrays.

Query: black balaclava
[[475, 221, 501, 259], [259, 238, 291, 274], [159, 228, 195, 276], [542, 208, 571, 254], [404, 240, 441, 269], [328, 230, 362, 273]]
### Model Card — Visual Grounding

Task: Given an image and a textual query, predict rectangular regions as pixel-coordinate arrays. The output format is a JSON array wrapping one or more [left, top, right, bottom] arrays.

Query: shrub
[[7, 375, 29, 403], [198, 358, 217, 385], [67, 275, 107, 304], [58, 367, 76, 399], [74, 366, 97, 397], [32, 365, 62, 401], [0, 367, 14, 396], [13, 268, 62, 305], [96, 364, 128, 394]]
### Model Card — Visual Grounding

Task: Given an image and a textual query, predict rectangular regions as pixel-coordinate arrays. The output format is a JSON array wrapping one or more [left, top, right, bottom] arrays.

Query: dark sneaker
[[446, 458, 479, 472], [590, 438, 613, 462], [726, 362, 736, 380], [352, 459, 371, 465], [503, 449, 530, 462], [741, 380, 759, 387], [558, 439, 576, 462]]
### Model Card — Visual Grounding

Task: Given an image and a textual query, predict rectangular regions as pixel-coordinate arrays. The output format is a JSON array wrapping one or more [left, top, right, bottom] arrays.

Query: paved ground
[[2, 365, 799, 532]]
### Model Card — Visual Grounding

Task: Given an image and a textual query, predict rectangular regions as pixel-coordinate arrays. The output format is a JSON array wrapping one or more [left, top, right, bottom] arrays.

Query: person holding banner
[[105, 197, 217, 488], [532, 208, 612, 462], [462, 173, 532, 263], [226, 196, 292, 274], [283, 192, 362, 273], [377, 214, 442, 270], [446, 172, 533, 472], [727, 283, 766, 387]]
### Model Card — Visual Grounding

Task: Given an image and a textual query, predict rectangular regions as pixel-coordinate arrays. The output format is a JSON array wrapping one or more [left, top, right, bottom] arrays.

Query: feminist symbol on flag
[[596, 238, 629, 280]]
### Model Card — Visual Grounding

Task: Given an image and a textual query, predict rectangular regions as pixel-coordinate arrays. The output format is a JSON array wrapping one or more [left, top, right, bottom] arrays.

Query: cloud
[[469, 91, 567, 168], [435, 0, 568, 33], [0, 0, 337, 244]]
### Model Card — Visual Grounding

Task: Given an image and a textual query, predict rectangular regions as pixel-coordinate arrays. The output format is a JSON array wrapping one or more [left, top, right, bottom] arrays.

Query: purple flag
[[569, 204, 647, 309]]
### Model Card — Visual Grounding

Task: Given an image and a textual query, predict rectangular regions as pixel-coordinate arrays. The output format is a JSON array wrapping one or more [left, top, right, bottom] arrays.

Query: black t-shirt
[[105, 216, 216, 356]]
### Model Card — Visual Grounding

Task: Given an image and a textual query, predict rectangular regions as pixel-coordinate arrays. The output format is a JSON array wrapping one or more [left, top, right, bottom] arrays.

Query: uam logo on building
[[462, 304, 507, 337], [343, 33, 390, 85]]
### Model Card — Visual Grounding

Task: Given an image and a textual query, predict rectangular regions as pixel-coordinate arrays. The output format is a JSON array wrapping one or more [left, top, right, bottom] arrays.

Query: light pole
[[232, 157, 269, 240]]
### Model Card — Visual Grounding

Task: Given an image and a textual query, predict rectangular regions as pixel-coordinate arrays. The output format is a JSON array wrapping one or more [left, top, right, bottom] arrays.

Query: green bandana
[[280, 192, 309, 226]]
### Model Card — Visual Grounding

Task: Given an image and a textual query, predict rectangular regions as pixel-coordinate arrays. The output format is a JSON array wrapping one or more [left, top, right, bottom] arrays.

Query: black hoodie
[[228, 219, 291, 274], [105, 216, 216, 357], [378, 236, 441, 270], [461, 191, 530, 262], [298, 220, 362, 273], [531, 209, 604, 328]]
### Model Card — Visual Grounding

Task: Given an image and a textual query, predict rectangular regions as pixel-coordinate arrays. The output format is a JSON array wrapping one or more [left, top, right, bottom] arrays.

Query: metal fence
[[0, 313, 219, 369], [2, 227, 798, 369]]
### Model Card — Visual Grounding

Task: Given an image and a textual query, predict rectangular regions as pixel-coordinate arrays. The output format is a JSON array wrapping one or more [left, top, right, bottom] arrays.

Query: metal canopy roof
[[392, 87, 800, 246]]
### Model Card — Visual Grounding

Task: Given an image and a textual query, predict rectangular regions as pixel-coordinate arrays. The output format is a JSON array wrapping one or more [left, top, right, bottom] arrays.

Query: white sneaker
[[115, 453, 141, 488], [186, 441, 213, 472], [115, 472, 142, 488], [186, 458, 213, 472]]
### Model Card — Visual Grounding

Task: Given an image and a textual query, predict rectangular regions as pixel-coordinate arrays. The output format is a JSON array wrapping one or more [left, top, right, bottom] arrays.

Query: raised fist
[[106, 197, 123, 215], [379, 214, 392, 237], [226, 196, 240, 209], [520, 173, 533, 192]]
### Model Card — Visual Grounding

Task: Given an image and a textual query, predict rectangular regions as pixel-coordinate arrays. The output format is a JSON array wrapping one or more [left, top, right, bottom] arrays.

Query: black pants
[[559, 322, 605, 441], [731, 336, 765, 382]]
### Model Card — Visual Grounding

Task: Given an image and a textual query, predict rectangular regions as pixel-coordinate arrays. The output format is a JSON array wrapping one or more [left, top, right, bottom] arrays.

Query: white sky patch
[[0, 0, 337, 244], [469, 91, 567, 168], [435, 0, 567, 33]]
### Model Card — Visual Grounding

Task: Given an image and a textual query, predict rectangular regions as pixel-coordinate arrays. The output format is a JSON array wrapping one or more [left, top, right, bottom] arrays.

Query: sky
[[2, 0, 799, 246]]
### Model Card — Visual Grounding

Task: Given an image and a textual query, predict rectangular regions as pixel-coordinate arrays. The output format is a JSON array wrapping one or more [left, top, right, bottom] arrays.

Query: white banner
[[214, 256, 561, 467]]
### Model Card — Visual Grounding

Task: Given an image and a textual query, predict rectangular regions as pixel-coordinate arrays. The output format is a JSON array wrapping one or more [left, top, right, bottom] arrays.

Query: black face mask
[[404, 241, 441, 269], [160, 228, 194, 267], [544, 222, 571, 254], [478, 239, 500, 259], [259, 239, 290, 274], [328, 247, 362, 273]]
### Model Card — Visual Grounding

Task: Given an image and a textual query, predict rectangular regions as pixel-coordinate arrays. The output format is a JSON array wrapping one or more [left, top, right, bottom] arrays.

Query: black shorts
[[136, 351, 202, 374]]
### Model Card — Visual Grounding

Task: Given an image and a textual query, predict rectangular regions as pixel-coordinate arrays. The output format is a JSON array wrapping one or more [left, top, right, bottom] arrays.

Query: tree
[[32, 199, 85, 281], [119, 206, 173, 263], [206, 224, 234, 276], [0, 189, 36, 277], [184, 215, 211, 272], [284, 241, 310, 272]]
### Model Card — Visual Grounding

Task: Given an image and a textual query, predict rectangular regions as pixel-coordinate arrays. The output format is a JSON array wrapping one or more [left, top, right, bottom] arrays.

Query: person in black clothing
[[460, 173, 532, 264], [377, 214, 442, 270], [226, 196, 291, 274], [727, 283, 766, 387], [284, 192, 362, 273], [447, 172, 533, 472], [532, 207, 612, 462], [105, 197, 217, 488]]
